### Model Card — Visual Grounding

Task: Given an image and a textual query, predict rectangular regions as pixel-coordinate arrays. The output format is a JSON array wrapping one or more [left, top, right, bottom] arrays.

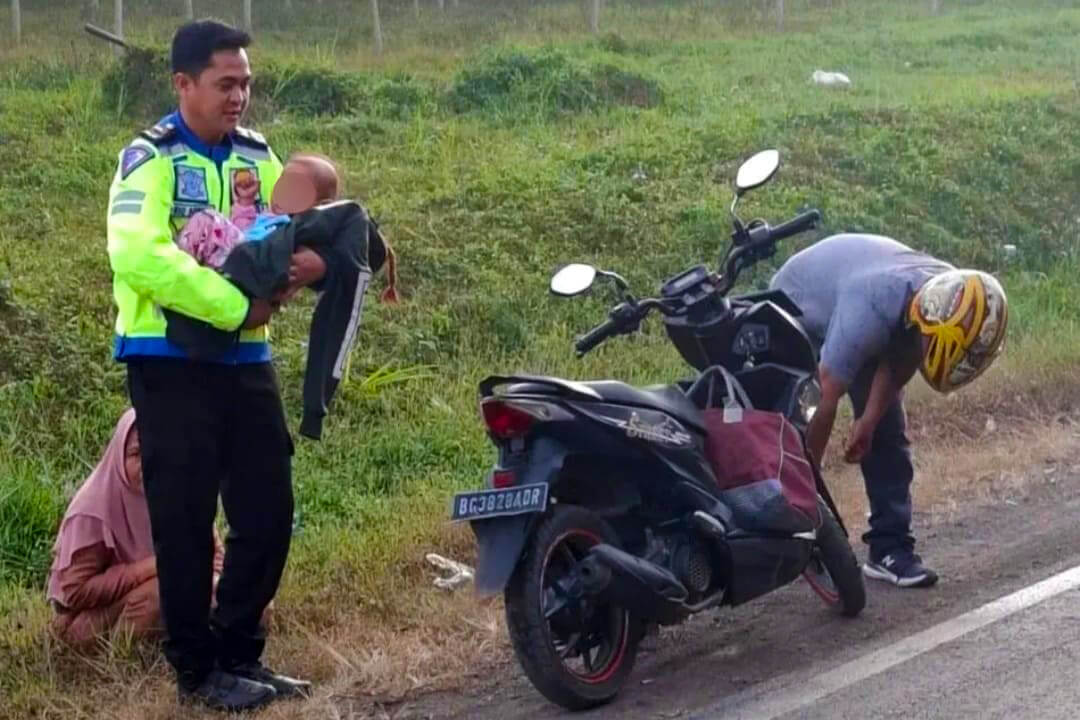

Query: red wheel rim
[[804, 554, 840, 605], [540, 529, 631, 684]]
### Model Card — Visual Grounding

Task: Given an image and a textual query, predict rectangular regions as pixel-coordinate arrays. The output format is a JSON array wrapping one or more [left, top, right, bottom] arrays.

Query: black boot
[[178, 669, 277, 712], [227, 661, 313, 699]]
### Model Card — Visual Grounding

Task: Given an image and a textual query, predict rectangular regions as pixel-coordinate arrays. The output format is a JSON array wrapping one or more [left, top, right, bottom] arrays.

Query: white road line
[[702, 563, 1080, 720]]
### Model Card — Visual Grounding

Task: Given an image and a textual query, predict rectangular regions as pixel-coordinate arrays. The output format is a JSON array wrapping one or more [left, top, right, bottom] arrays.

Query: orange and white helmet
[[908, 269, 1008, 393]]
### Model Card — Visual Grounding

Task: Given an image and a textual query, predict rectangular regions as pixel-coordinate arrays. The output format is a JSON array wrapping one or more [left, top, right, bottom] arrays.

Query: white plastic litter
[[426, 553, 475, 591], [811, 70, 852, 88]]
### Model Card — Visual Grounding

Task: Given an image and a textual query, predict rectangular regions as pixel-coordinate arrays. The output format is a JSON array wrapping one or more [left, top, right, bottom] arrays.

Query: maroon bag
[[701, 368, 820, 533]]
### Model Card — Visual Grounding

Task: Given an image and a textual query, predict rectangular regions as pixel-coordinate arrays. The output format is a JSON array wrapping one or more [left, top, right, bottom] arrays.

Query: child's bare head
[[289, 153, 340, 203], [270, 152, 341, 214]]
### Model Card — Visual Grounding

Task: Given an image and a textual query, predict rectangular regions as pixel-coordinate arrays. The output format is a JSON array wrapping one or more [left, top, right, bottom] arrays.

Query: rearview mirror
[[550, 263, 597, 297], [735, 149, 780, 195]]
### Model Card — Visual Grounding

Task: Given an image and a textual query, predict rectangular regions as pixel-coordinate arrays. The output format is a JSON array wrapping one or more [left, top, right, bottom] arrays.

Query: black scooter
[[450, 149, 865, 711]]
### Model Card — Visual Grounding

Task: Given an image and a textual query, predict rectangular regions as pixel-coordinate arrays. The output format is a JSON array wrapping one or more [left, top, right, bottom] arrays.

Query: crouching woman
[[46, 408, 227, 649]]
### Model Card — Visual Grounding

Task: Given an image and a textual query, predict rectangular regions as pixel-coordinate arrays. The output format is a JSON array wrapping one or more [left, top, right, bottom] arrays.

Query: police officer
[[106, 20, 316, 711], [770, 234, 1008, 589]]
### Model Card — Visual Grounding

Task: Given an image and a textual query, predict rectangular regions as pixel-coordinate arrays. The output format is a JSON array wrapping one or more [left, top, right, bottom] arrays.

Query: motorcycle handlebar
[[763, 209, 821, 245], [719, 208, 822, 294], [575, 317, 621, 355], [570, 207, 820, 355], [574, 300, 673, 355]]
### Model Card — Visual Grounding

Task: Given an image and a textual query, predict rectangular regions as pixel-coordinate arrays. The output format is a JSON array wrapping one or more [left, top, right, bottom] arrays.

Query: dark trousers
[[847, 363, 916, 561], [126, 357, 294, 690]]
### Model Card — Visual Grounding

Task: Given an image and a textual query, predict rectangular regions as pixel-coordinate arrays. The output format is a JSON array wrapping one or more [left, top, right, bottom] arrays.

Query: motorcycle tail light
[[479, 398, 571, 439], [481, 399, 536, 439], [492, 469, 517, 488]]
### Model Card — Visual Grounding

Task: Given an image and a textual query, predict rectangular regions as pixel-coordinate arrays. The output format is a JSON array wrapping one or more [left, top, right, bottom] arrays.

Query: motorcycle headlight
[[796, 377, 821, 423]]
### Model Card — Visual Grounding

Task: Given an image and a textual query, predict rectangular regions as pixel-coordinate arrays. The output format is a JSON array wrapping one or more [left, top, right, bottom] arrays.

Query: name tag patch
[[171, 202, 210, 219]]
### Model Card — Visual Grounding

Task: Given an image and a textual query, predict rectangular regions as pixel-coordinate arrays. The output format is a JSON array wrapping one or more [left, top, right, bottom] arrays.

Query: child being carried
[[177, 153, 346, 299]]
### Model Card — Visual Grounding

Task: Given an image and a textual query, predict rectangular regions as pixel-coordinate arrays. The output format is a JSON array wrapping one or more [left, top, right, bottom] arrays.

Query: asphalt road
[[767, 589, 1080, 720], [359, 461, 1080, 720]]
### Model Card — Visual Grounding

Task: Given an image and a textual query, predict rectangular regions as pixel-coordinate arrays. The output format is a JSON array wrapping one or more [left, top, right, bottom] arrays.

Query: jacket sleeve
[[54, 541, 156, 611], [106, 141, 251, 332]]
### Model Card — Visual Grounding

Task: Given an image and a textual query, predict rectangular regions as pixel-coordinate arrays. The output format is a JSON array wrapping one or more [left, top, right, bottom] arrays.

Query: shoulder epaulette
[[138, 122, 179, 146], [233, 126, 269, 150]]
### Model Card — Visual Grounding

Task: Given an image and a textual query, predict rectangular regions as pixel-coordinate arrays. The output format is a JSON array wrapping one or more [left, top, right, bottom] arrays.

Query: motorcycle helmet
[[908, 269, 1008, 393]]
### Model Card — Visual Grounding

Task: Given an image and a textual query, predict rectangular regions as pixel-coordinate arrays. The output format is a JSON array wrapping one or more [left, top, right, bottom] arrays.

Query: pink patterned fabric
[[46, 409, 153, 606], [176, 209, 247, 270]]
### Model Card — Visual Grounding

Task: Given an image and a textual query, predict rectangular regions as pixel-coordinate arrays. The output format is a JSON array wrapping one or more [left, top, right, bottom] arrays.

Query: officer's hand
[[242, 298, 275, 329]]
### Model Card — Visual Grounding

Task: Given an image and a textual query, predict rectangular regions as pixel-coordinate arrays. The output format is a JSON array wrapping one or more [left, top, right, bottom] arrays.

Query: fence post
[[11, 0, 20, 45], [113, 0, 123, 56], [371, 0, 383, 54]]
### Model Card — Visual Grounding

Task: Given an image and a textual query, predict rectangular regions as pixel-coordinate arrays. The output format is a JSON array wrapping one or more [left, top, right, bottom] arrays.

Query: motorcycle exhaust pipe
[[579, 544, 689, 619]]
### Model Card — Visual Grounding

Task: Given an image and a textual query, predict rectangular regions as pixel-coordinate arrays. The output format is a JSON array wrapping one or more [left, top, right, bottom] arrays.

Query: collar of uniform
[[164, 110, 234, 168]]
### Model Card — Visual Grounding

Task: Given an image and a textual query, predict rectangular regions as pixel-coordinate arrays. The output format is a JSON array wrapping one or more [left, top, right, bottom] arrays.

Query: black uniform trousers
[[126, 357, 294, 691]]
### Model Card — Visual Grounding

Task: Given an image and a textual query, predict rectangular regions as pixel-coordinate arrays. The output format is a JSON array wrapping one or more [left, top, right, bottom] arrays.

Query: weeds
[[3, 0, 1080, 716], [446, 47, 661, 117]]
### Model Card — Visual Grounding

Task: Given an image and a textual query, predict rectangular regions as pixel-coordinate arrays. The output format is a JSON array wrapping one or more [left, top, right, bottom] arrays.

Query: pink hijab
[[46, 408, 154, 604]]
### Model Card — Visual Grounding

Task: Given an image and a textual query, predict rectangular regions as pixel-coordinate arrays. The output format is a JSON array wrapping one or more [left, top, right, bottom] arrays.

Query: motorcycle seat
[[496, 374, 704, 433], [580, 381, 705, 433]]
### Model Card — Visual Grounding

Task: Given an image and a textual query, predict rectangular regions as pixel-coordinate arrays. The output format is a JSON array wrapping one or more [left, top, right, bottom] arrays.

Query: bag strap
[[714, 365, 753, 410], [697, 364, 753, 423]]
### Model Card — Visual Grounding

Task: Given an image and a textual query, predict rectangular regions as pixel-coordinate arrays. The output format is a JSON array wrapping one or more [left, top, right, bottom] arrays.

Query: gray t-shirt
[[768, 233, 954, 385]]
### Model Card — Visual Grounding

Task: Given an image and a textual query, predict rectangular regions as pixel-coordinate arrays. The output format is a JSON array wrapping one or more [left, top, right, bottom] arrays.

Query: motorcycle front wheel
[[504, 504, 640, 711], [802, 496, 867, 617]]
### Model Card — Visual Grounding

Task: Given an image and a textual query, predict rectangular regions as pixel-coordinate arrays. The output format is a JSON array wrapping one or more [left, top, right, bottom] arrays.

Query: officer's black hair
[[171, 19, 252, 78]]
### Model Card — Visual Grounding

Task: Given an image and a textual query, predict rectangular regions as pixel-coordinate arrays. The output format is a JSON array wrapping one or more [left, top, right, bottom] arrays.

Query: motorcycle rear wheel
[[504, 504, 641, 711]]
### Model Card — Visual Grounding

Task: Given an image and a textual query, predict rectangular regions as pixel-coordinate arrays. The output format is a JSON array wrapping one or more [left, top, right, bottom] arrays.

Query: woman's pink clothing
[[46, 408, 153, 608]]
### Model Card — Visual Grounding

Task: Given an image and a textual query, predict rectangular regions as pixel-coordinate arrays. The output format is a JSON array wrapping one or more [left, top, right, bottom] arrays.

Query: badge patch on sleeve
[[120, 146, 152, 180], [175, 165, 210, 203]]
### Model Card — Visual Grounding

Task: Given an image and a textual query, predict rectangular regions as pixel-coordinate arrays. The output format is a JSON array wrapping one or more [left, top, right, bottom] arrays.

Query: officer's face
[[176, 48, 252, 141]]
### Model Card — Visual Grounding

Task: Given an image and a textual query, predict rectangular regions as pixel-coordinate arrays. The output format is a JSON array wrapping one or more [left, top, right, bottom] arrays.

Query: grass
[[3, 0, 1080, 716]]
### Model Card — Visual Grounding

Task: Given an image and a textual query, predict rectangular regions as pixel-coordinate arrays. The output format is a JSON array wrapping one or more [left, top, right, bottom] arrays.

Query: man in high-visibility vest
[[106, 19, 317, 711]]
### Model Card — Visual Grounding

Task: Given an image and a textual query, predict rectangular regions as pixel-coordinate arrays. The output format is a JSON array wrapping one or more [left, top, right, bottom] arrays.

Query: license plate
[[450, 483, 549, 522]]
